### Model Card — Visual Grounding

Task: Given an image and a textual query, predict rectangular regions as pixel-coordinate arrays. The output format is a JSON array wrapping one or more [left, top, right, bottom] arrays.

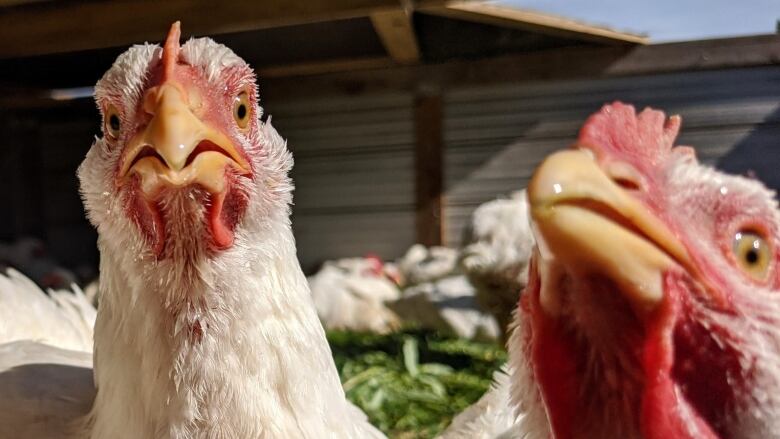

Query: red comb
[[577, 102, 682, 164], [162, 21, 181, 82]]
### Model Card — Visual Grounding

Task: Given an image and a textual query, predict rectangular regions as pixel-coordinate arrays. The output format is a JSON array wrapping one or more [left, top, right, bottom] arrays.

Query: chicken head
[[80, 22, 290, 260]]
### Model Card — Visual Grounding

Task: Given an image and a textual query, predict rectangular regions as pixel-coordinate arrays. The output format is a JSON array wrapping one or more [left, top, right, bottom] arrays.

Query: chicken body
[[0, 23, 383, 439], [309, 256, 401, 333], [461, 190, 534, 337]]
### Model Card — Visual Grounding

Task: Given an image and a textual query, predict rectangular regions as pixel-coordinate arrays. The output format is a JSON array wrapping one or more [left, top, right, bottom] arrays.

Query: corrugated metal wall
[[443, 66, 780, 246], [268, 93, 416, 272]]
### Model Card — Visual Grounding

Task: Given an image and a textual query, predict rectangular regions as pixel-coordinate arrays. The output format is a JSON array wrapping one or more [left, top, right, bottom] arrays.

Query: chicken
[[397, 244, 460, 286], [461, 191, 534, 337], [0, 22, 383, 439], [309, 255, 401, 333], [0, 237, 79, 289], [442, 102, 780, 439]]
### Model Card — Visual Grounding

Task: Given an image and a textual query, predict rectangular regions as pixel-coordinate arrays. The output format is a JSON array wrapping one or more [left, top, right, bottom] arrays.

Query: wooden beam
[[370, 7, 421, 64], [419, 1, 648, 45], [414, 93, 444, 246], [0, 0, 444, 59], [0, 0, 42, 6], [258, 56, 394, 78]]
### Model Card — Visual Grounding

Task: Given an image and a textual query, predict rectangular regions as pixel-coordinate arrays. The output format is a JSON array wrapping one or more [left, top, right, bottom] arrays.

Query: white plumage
[[0, 268, 94, 352], [309, 257, 401, 333], [461, 191, 534, 335], [398, 244, 459, 286], [437, 368, 520, 439], [0, 29, 384, 439]]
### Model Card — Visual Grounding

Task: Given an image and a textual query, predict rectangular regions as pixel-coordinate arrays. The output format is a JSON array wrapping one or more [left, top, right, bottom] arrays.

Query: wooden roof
[[0, 0, 646, 91]]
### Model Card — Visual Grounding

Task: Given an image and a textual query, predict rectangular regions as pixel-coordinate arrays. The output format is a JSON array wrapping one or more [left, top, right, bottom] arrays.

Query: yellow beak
[[528, 149, 692, 316], [119, 83, 250, 196]]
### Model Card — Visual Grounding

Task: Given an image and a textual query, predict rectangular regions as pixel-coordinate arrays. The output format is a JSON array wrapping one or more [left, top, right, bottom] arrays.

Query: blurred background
[[0, 1, 779, 436]]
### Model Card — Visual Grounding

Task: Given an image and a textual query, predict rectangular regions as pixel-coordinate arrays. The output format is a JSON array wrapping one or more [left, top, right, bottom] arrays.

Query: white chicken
[[0, 237, 79, 289], [397, 244, 459, 286], [461, 191, 534, 336], [309, 256, 401, 333], [0, 22, 383, 439]]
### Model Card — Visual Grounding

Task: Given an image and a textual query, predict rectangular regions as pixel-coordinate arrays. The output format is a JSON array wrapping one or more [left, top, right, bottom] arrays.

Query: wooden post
[[414, 93, 444, 246]]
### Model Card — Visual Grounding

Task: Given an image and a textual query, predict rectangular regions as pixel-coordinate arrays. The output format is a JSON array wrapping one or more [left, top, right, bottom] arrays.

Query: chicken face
[[516, 103, 780, 439], [79, 23, 291, 260]]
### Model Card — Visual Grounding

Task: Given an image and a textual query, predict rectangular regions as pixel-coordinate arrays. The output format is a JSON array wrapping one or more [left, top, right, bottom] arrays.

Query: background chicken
[[309, 255, 402, 333], [460, 191, 534, 337], [442, 102, 780, 438], [0, 22, 383, 439], [0, 237, 80, 289]]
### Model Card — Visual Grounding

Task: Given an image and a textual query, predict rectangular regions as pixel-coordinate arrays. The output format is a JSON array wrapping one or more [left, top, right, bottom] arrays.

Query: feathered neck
[[86, 217, 357, 438]]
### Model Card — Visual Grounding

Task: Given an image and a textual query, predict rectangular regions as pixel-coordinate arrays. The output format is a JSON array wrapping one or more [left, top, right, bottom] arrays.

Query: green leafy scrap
[[327, 328, 507, 438]]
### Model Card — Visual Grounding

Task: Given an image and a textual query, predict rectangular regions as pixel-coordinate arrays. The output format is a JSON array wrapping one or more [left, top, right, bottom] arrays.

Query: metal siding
[[444, 66, 780, 246], [267, 93, 416, 272]]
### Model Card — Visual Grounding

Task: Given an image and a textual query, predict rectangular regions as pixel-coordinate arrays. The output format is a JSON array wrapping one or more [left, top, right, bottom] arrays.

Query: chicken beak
[[118, 82, 251, 196], [528, 149, 692, 316]]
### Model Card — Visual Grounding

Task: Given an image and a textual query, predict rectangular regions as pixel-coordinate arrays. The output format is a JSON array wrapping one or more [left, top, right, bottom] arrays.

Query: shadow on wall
[[717, 105, 780, 194]]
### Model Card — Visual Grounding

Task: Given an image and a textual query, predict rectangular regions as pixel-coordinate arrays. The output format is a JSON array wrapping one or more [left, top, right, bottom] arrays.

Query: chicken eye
[[232, 91, 251, 129], [105, 105, 121, 139], [732, 230, 771, 281]]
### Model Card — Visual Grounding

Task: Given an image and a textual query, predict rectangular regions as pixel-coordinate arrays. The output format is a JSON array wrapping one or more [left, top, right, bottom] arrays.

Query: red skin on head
[[114, 22, 256, 257]]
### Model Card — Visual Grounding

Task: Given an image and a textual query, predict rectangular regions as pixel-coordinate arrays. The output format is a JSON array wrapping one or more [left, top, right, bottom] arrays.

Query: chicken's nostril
[[605, 161, 644, 192], [129, 145, 169, 170], [612, 176, 641, 191]]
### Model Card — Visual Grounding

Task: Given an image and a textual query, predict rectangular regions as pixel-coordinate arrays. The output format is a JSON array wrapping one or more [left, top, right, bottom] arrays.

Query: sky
[[499, 0, 779, 42]]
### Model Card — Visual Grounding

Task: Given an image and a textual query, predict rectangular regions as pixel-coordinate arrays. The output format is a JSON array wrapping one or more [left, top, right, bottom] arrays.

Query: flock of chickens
[[1, 22, 778, 439], [309, 190, 532, 342]]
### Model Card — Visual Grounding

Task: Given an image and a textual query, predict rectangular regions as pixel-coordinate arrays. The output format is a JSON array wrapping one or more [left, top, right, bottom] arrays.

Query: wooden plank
[[414, 94, 444, 246], [419, 1, 647, 45], [0, 0, 445, 58], [370, 7, 421, 64], [259, 56, 394, 78], [0, 0, 41, 6]]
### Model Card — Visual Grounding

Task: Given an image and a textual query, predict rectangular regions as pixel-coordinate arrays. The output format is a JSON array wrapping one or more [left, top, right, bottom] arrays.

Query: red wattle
[[128, 185, 165, 257], [641, 275, 718, 439], [208, 190, 234, 250], [526, 260, 580, 439]]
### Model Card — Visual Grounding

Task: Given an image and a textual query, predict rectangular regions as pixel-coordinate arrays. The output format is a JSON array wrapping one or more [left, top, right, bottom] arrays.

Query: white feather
[[461, 191, 534, 334], [309, 258, 401, 333], [438, 367, 521, 439], [0, 268, 93, 352]]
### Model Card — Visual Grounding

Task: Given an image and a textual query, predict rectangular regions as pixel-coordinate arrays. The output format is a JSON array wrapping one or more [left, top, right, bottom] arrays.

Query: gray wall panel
[[268, 93, 416, 272]]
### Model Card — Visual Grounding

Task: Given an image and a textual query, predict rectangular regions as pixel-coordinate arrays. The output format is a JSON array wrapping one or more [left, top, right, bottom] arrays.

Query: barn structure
[[1, 1, 779, 275]]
